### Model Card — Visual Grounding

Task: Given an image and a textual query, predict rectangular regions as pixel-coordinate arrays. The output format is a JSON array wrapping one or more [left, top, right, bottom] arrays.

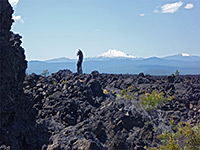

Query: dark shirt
[[77, 50, 83, 65], [77, 50, 83, 74]]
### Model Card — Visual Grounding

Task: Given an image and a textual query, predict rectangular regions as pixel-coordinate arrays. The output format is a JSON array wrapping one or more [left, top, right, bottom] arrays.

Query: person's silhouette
[[77, 49, 83, 74]]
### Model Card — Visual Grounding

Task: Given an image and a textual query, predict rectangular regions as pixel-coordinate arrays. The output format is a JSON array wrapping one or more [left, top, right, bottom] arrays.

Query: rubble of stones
[[23, 70, 200, 150]]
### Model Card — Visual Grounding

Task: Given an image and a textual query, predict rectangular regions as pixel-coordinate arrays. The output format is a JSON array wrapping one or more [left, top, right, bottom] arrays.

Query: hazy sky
[[10, 0, 200, 60]]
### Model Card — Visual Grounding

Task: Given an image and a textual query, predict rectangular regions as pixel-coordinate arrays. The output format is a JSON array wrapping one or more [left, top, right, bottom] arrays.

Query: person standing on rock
[[77, 49, 83, 74]]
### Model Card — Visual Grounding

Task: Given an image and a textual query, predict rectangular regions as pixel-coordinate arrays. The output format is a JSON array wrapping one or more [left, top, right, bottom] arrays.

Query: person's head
[[77, 49, 82, 56]]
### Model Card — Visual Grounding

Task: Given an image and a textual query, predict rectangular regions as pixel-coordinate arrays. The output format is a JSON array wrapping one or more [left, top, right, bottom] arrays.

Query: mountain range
[[27, 49, 200, 75]]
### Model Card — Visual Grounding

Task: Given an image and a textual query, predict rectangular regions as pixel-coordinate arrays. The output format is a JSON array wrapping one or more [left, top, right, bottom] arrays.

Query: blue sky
[[10, 0, 200, 60]]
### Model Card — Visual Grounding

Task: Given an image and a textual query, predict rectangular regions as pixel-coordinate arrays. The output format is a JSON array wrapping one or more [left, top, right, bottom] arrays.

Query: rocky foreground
[[21, 70, 200, 150], [0, 1, 200, 150]]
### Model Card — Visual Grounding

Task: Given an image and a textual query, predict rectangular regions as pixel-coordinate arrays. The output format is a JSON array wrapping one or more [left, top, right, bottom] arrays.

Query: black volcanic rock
[[0, 1, 47, 150], [0, 1, 26, 113], [51, 69, 72, 80], [0, 0, 24, 144], [23, 70, 200, 150]]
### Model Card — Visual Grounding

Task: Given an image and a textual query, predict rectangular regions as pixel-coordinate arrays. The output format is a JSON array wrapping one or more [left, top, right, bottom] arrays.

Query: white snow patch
[[181, 53, 190, 56], [96, 49, 138, 58]]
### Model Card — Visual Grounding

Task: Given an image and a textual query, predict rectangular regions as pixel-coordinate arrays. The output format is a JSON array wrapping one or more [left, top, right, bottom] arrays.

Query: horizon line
[[27, 53, 200, 61]]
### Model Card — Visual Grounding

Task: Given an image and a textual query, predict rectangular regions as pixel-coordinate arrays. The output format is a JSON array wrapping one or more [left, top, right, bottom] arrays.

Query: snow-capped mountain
[[96, 49, 138, 58], [163, 53, 200, 61], [27, 50, 200, 75], [181, 53, 190, 57]]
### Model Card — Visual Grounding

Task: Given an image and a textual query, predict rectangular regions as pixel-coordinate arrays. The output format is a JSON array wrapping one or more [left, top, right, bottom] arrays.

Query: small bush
[[119, 85, 135, 100], [150, 122, 200, 150], [139, 90, 173, 111], [41, 69, 49, 77], [174, 70, 180, 76]]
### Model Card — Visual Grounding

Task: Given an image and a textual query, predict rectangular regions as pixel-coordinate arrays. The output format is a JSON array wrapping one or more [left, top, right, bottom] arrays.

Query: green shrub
[[139, 90, 173, 111], [174, 70, 180, 76], [41, 69, 49, 77], [119, 85, 135, 100], [150, 122, 200, 150]]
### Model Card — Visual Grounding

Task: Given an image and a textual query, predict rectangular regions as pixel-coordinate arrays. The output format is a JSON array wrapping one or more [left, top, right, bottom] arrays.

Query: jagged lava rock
[[23, 69, 200, 150], [0, 1, 44, 150], [0, 0, 27, 112]]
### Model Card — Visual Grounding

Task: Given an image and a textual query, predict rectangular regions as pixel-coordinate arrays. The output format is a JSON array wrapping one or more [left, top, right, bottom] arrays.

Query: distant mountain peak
[[180, 53, 190, 57], [96, 49, 137, 58], [45, 57, 75, 63]]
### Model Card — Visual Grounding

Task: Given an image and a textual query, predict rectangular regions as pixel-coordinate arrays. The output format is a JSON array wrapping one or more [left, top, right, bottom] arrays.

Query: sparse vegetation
[[41, 69, 49, 77], [139, 90, 173, 111], [174, 70, 180, 76], [61, 80, 67, 84], [119, 85, 135, 100], [103, 89, 109, 94], [150, 122, 200, 150]]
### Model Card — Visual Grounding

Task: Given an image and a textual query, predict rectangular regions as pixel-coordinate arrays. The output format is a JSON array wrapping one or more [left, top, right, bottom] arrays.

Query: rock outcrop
[[0, 1, 41, 149], [0, 0, 26, 123]]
